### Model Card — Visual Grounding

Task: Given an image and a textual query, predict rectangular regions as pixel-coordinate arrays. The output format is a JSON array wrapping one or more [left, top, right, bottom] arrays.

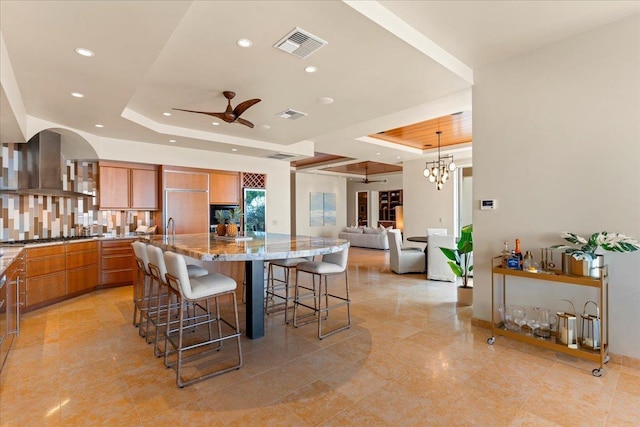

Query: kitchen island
[[145, 232, 349, 339]]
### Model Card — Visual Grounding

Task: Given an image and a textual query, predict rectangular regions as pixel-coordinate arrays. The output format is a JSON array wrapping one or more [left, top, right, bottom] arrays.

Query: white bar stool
[[293, 248, 351, 339], [131, 241, 151, 336], [265, 257, 310, 323], [163, 251, 243, 387], [146, 245, 207, 356]]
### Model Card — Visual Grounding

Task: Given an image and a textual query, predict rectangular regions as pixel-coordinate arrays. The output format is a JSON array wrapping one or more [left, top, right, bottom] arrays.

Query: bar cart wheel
[[487, 337, 495, 345], [592, 368, 603, 377], [604, 355, 610, 364]]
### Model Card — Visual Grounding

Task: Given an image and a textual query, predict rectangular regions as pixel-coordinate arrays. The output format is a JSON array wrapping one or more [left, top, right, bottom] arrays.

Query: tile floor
[[0, 248, 638, 426]]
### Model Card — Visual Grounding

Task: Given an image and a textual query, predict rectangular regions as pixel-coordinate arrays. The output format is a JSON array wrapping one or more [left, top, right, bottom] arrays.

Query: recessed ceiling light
[[396, 156, 401, 159], [231, 148, 238, 152], [163, 112, 172, 117], [304, 66, 317, 73], [169, 139, 176, 143], [212, 122, 219, 126], [258, 124, 271, 130], [94, 124, 104, 128], [75, 47, 94, 57], [376, 152, 381, 155], [71, 92, 84, 98], [237, 39, 253, 48], [316, 97, 334, 104]]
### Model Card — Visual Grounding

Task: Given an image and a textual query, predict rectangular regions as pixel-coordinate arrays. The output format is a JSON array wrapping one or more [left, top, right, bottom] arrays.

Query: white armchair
[[387, 230, 425, 274], [426, 234, 456, 282]]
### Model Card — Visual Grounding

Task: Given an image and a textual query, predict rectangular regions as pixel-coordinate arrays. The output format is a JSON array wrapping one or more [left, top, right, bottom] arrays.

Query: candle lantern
[[556, 299, 578, 349], [581, 301, 601, 350]]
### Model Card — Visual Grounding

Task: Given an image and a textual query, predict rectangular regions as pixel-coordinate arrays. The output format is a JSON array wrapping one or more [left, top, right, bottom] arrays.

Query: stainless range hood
[[0, 130, 91, 197]]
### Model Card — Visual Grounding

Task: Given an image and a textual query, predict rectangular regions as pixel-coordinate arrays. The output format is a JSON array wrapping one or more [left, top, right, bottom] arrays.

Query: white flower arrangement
[[551, 231, 640, 260]]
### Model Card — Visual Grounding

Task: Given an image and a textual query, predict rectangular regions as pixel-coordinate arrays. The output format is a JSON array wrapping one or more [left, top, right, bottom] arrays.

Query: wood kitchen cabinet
[[1, 250, 25, 371], [25, 245, 66, 311], [66, 241, 99, 295], [99, 161, 159, 210], [99, 239, 135, 287], [162, 167, 210, 234], [209, 170, 240, 204]]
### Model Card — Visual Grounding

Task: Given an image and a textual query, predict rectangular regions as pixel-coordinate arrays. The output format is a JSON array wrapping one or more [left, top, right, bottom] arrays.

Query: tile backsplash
[[1, 143, 156, 241]]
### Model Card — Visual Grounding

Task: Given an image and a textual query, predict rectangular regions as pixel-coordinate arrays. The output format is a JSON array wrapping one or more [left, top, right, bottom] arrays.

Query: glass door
[[244, 188, 266, 233]]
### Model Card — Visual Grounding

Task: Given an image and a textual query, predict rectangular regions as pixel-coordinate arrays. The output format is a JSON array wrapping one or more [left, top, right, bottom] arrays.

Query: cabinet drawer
[[101, 239, 134, 250], [26, 255, 65, 278], [67, 265, 99, 294], [66, 250, 98, 270], [100, 269, 134, 286], [66, 241, 98, 253], [25, 271, 66, 307], [101, 255, 134, 270], [26, 245, 65, 258]]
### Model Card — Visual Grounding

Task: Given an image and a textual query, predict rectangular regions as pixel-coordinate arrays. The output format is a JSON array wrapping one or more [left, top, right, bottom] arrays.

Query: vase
[[561, 253, 604, 278], [457, 281, 473, 306]]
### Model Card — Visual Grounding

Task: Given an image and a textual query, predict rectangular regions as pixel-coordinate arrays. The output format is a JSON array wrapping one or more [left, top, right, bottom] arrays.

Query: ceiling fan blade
[[236, 117, 255, 128], [233, 98, 261, 117], [173, 108, 232, 123]]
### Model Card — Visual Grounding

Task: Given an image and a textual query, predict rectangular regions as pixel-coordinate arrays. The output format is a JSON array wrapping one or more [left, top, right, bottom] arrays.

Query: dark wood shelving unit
[[378, 190, 402, 227]]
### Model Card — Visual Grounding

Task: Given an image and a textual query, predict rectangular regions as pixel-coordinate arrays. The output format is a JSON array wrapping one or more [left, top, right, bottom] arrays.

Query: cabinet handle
[[0, 299, 5, 309]]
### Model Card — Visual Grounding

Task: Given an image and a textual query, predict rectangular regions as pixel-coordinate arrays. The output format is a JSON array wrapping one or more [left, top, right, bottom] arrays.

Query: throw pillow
[[344, 227, 363, 234]]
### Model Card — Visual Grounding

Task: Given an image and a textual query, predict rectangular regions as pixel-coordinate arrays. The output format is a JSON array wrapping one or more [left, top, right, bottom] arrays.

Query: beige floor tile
[[226, 402, 309, 427], [605, 389, 640, 426], [276, 380, 354, 426]]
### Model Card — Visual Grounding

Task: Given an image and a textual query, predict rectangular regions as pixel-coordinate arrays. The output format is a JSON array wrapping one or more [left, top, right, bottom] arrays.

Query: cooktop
[[0, 235, 100, 245]]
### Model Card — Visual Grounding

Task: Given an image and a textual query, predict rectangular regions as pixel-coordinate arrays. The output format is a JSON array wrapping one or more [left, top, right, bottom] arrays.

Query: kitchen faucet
[[167, 217, 175, 238]]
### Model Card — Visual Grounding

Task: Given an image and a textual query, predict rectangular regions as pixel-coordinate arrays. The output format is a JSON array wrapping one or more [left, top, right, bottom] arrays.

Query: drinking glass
[[525, 306, 540, 336], [512, 307, 526, 332]]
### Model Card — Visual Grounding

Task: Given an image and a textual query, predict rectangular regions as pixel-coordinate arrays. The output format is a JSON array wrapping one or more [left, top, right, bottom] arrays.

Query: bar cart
[[487, 256, 609, 376]]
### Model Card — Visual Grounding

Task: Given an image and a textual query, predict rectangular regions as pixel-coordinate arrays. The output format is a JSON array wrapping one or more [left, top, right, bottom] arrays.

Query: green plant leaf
[[447, 261, 463, 277], [440, 247, 457, 262]]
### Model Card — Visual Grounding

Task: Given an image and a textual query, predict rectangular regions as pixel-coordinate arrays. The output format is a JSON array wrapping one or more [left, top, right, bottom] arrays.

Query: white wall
[[473, 15, 640, 358], [295, 173, 347, 238], [403, 158, 458, 239]]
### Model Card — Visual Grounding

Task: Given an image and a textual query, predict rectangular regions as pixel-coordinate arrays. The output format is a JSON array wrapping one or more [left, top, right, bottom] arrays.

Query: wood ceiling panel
[[291, 152, 349, 168], [370, 111, 472, 150], [323, 161, 402, 176]]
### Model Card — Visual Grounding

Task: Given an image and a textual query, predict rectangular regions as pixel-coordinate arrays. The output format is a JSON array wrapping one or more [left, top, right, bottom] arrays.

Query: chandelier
[[423, 131, 456, 190]]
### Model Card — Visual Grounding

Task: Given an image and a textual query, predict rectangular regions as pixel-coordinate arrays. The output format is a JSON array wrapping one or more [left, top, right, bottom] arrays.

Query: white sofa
[[338, 226, 390, 250]]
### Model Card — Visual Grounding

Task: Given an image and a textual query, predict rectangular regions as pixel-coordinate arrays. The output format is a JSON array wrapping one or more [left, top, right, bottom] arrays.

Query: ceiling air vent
[[276, 109, 307, 120], [265, 153, 297, 160], [274, 27, 328, 59]]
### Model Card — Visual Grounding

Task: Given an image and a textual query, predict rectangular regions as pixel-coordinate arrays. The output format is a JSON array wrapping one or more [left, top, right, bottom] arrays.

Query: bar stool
[[146, 245, 207, 355], [132, 241, 151, 336], [265, 257, 310, 323], [163, 251, 243, 387], [293, 247, 351, 339]]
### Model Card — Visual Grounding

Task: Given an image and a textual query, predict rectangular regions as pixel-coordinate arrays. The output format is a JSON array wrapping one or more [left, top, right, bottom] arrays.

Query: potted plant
[[551, 231, 640, 277], [440, 224, 473, 305], [225, 207, 243, 237], [214, 210, 228, 236]]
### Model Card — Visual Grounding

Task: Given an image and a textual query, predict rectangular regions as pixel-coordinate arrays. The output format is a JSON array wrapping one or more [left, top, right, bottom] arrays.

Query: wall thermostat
[[480, 199, 497, 210]]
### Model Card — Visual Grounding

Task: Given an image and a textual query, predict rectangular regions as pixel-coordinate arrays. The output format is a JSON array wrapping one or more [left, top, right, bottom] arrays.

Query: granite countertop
[[0, 247, 24, 275], [144, 232, 350, 262]]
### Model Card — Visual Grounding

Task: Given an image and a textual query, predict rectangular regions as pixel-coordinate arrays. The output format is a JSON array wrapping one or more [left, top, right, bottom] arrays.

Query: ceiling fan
[[173, 91, 261, 128], [360, 165, 387, 184]]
